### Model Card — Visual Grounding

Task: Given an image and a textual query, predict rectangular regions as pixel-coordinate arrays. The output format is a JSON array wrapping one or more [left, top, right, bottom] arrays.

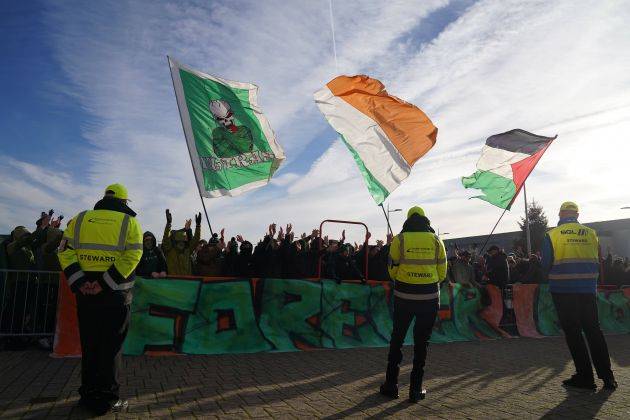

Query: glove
[[195, 212, 202, 226], [166, 209, 172, 225]]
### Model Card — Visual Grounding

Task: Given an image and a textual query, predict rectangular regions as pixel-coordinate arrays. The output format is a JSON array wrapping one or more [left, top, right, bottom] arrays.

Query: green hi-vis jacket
[[58, 209, 143, 293]]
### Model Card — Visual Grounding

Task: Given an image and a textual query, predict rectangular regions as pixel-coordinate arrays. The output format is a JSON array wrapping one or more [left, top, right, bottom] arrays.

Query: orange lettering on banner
[[51, 274, 81, 358], [479, 284, 512, 338], [512, 284, 545, 338]]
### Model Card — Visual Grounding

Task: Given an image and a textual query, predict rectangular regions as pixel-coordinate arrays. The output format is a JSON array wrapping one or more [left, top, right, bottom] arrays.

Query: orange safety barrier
[[52, 274, 81, 357]]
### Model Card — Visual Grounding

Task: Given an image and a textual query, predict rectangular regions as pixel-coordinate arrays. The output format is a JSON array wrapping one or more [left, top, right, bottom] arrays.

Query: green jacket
[[7, 226, 46, 270], [162, 223, 200, 276]]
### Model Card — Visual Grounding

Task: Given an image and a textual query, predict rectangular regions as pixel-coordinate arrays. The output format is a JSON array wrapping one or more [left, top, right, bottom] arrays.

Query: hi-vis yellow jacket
[[388, 232, 447, 300], [58, 209, 143, 293], [546, 221, 599, 294]]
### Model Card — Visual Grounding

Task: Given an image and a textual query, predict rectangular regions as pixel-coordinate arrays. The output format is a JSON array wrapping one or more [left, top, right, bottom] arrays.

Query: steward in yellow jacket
[[542, 201, 617, 391], [57, 184, 142, 415], [380, 206, 447, 403]]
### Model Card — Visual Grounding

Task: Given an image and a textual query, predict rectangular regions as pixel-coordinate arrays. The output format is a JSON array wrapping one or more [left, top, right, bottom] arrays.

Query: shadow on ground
[[1, 335, 629, 418]]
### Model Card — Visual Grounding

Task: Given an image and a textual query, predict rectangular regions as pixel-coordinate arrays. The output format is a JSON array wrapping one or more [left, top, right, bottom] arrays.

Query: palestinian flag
[[462, 129, 556, 209]]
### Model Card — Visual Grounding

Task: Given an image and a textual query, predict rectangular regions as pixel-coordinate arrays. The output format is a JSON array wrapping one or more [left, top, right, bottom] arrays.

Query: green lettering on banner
[[258, 279, 323, 350], [320, 280, 389, 349], [535, 285, 562, 336], [429, 283, 469, 343], [112, 277, 630, 356], [453, 285, 502, 340], [182, 280, 271, 354], [123, 278, 200, 355], [597, 290, 630, 334]]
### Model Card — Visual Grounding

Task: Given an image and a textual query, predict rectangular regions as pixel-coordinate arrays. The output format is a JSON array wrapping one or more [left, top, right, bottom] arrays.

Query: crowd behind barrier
[[1, 209, 630, 349]]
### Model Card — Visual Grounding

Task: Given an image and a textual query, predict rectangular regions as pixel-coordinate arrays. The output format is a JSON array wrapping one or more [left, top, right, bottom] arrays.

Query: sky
[[1, 0, 629, 243]]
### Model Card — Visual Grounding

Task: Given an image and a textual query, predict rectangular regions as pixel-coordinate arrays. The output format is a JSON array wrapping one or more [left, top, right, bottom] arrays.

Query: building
[[444, 218, 630, 257]]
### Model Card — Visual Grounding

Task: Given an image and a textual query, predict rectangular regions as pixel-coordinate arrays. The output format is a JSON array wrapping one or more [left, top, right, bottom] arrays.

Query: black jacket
[[136, 231, 168, 277]]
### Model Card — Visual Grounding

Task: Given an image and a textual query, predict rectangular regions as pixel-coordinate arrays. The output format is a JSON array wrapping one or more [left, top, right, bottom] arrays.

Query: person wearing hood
[[161, 209, 201, 276], [194, 234, 224, 277], [235, 236, 255, 277], [1, 214, 49, 343], [380, 206, 447, 403], [35, 216, 64, 271], [57, 184, 143, 415], [6, 215, 49, 271], [136, 232, 167, 278]]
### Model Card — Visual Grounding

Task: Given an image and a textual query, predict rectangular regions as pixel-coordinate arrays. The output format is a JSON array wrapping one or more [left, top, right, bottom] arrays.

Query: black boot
[[562, 374, 596, 391], [409, 369, 426, 403], [379, 364, 399, 399], [603, 376, 618, 391]]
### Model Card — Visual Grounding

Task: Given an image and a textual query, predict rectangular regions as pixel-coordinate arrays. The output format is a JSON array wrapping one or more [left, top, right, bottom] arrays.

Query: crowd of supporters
[[2, 210, 630, 287]]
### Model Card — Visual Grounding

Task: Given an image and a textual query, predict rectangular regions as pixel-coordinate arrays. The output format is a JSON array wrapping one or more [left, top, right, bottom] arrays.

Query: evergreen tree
[[516, 201, 548, 253]]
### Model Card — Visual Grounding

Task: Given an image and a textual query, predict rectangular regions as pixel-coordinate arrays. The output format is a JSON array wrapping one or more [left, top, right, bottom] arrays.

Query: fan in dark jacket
[[136, 232, 168, 278], [485, 246, 510, 288]]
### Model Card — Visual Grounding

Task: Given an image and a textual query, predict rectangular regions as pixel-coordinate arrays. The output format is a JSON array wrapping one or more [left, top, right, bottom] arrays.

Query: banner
[[168, 57, 285, 197], [53, 278, 630, 357]]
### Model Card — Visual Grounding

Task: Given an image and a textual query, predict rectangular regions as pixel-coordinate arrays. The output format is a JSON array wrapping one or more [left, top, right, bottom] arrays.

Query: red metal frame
[[316, 219, 370, 280]]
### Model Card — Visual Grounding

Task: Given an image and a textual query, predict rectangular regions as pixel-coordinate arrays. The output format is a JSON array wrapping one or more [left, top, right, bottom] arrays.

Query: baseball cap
[[407, 206, 425, 218], [104, 183, 129, 201], [560, 201, 578, 212]]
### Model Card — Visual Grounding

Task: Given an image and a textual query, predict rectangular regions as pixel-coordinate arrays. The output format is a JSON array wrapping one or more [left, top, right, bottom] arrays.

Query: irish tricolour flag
[[314, 75, 437, 204], [462, 129, 556, 209]]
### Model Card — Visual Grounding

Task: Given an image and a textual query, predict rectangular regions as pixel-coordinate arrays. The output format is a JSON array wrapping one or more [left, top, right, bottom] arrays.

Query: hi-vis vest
[[58, 209, 143, 292], [547, 222, 599, 285], [388, 232, 447, 301]]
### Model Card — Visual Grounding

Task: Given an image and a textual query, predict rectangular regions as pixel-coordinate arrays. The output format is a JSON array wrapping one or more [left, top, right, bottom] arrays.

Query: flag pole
[[379, 203, 393, 235], [166, 55, 214, 236], [479, 207, 509, 254], [523, 182, 531, 255]]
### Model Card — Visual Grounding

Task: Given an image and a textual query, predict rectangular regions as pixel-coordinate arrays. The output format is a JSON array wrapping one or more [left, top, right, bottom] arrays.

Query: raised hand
[[195, 212, 202, 226], [311, 229, 319, 238], [236, 234, 244, 243], [341, 229, 346, 243], [166, 209, 172, 225], [220, 228, 225, 240], [39, 213, 51, 229], [286, 223, 293, 234], [184, 219, 192, 230], [51, 217, 62, 229], [278, 227, 284, 240]]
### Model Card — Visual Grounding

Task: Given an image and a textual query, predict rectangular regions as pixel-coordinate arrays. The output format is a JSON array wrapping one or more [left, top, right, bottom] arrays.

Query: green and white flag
[[168, 57, 285, 197]]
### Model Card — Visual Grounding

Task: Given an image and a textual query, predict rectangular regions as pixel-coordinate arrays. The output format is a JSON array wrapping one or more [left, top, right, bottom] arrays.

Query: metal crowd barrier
[[0, 270, 60, 338]]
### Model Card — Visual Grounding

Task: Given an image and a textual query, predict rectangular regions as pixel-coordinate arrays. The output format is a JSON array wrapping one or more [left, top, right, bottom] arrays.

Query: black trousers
[[387, 298, 437, 380], [76, 299, 130, 401], [552, 293, 613, 381]]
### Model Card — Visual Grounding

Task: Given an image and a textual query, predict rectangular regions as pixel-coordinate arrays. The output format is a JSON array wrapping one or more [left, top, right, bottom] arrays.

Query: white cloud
[[2, 0, 629, 249]]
